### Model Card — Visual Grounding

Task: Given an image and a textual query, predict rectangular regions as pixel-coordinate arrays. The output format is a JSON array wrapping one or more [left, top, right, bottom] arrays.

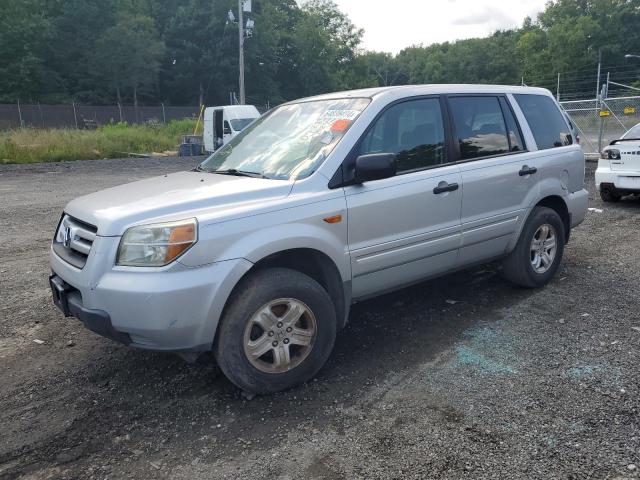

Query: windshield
[[622, 123, 640, 139], [200, 98, 370, 180], [230, 118, 256, 131]]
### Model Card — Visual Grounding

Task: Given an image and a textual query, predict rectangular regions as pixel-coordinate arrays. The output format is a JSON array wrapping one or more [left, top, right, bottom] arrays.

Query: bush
[[0, 118, 200, 164]]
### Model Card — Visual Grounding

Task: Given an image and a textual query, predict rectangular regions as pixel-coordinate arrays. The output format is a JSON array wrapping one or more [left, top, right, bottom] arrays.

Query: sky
[[328, 0, 549, 54]]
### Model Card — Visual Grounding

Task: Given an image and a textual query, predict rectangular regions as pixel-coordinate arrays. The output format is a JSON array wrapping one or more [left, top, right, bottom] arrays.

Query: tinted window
[[499, 97, 525, 152], [514, 94, 572, 149], [359, 98, 446, 172], [449, 96, 510, 160]]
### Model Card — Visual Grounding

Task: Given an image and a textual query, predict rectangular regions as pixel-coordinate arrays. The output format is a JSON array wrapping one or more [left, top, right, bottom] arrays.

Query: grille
[[53, 214, 98, 269]]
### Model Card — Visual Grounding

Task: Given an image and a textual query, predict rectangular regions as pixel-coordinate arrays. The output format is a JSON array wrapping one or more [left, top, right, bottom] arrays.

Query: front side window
[[358, 98, 446, 172], [514, 94, 572, 149], [200, 98, 370, 180], [449, 96, 511, 160]]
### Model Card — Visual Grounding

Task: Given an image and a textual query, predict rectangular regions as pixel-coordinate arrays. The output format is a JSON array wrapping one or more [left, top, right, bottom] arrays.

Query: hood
[[64, 171, 293, 236]]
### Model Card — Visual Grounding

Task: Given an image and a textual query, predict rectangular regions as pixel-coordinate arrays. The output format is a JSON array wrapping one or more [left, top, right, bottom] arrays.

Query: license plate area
[[618, 176, 640, 189], [49, 274, 71, 316]]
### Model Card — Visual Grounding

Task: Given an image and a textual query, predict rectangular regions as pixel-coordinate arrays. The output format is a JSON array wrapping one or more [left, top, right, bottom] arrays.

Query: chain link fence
[[560, 96, 640, 155], [0, 103, 201, 130]]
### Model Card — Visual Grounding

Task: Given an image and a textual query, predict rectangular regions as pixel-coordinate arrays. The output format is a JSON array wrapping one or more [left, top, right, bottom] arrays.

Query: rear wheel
[[501, 207, 565, 288], [599, 188, 622, 202], [215, 268, 337, 394]]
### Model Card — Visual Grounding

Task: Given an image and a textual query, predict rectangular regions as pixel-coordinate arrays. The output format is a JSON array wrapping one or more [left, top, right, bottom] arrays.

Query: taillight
[[601, 149, 621, 160]]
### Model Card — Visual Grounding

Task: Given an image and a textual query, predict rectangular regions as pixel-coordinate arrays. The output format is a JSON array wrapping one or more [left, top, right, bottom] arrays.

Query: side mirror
[[223, 127, 232, 135], [354, 153, 396, 183]]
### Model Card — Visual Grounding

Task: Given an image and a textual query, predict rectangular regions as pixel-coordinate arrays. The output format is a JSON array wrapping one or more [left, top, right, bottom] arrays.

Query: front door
[[343, 97, 463, 299]]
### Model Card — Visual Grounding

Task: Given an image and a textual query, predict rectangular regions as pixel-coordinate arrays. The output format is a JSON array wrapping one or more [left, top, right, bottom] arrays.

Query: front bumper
[[50, 274, 132, 345], [50, 243, 253, 352]]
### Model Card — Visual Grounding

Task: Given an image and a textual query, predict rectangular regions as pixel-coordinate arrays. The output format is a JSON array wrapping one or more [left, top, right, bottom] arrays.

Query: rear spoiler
[[610, 138, 640, 145]]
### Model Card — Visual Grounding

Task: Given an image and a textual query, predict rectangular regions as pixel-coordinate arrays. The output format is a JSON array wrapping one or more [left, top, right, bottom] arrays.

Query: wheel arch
[[535, 195, 571, 242], [220, 248, 351, 336], [508, 194, 572, 255]]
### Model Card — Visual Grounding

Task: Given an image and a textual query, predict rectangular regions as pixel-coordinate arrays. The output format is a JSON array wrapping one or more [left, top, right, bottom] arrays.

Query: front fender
[[180, 195, 351, 282]]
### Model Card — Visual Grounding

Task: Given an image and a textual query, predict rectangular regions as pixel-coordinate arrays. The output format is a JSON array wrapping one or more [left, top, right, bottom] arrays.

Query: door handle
[[433, 182, 459, 194], [519, 165, 538, 176]]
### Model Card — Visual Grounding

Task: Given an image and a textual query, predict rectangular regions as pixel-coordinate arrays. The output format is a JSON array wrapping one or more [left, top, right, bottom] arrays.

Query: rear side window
[[358, 98, 446, 172], [514, 94, 572, 149], [499, 97, 525, 152], [448, 96, 511, 160]]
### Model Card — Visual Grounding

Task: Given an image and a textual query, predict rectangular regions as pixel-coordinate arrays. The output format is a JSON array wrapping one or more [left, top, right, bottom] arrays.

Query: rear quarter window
[[514, 94, 572, 150]]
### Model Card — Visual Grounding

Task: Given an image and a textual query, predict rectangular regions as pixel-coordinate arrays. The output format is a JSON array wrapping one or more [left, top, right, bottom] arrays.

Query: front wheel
[[214, 268, 337, 394], [501, 207, 566, 288]]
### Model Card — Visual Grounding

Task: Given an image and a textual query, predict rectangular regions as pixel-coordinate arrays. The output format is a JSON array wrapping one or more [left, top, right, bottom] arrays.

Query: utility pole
[[597, 70, 610, 153], [556, 73, 560, 101], [238, 0, 245, 105], [595, 48, 602, 106]]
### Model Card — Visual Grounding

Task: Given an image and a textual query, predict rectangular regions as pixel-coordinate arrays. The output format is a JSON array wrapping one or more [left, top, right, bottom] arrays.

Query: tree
[[91, 15, 165, 106], [0, 0, 55, 102], [359, 51, 403, 87], [1, 0, 640, 107], [294, 0, 363, 95], [46, 0, 118, 103]]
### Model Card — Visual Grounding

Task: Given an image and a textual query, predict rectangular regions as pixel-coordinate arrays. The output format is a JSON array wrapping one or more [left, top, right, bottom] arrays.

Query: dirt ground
[[0, 158, 639, 480]]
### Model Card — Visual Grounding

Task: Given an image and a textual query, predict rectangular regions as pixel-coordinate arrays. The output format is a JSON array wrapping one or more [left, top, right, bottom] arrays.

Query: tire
[[599, 188, 622, 202], [501, 206, 566, 289], [214, 268, 337, 395]]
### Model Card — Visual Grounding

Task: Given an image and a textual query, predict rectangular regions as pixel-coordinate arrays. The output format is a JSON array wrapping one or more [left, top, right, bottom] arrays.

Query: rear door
[[447, 95, 533, 265], [344, 97, 463, 299]]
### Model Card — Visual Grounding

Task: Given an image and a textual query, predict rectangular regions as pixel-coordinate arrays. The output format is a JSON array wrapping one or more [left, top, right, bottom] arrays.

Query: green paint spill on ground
[[448, 326, 519, 375], [454, 345, 518, 374], [564, 365, 600, 380]]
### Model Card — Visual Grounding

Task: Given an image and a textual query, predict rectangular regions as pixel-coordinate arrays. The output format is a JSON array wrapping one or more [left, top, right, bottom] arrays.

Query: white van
[[203, 105, 260, 152]]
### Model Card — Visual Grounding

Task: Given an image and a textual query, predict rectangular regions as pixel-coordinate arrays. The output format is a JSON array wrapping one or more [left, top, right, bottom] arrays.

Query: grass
[[0, 119, 200, 164]]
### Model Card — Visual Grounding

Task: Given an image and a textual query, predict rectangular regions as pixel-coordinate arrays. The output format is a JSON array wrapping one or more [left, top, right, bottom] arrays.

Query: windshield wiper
[[211, 169, 266, 179]]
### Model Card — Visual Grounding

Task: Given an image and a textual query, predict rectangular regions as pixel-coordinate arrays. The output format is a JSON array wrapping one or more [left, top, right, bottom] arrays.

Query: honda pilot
[[50, 85, 588, 394]]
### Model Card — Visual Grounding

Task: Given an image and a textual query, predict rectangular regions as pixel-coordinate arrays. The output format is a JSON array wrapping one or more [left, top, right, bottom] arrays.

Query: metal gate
[[560, 96, 640, 155]]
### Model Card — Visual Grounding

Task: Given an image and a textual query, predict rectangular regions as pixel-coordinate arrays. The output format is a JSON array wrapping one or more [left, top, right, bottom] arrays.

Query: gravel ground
[[0, 158, 639, 480]]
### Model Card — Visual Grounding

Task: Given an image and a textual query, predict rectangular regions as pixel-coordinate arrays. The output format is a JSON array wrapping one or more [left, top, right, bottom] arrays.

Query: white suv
[[596, 123, 640, 202], [50, 85, 588, 394]]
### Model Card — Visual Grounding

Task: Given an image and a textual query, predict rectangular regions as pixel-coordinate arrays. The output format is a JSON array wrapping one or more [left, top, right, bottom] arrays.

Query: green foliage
[[1, 0, 640, 106], [0, 0, 55, 102], [91, 15, 165, 104], [0, 119, 197, 164]]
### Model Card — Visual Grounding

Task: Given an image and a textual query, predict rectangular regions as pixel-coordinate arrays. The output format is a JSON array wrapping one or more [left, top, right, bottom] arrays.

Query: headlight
[[116, 219, 197, 267]]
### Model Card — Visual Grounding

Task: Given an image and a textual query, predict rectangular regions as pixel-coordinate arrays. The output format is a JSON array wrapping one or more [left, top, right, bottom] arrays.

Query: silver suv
[[50, 85, 588, 394]]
